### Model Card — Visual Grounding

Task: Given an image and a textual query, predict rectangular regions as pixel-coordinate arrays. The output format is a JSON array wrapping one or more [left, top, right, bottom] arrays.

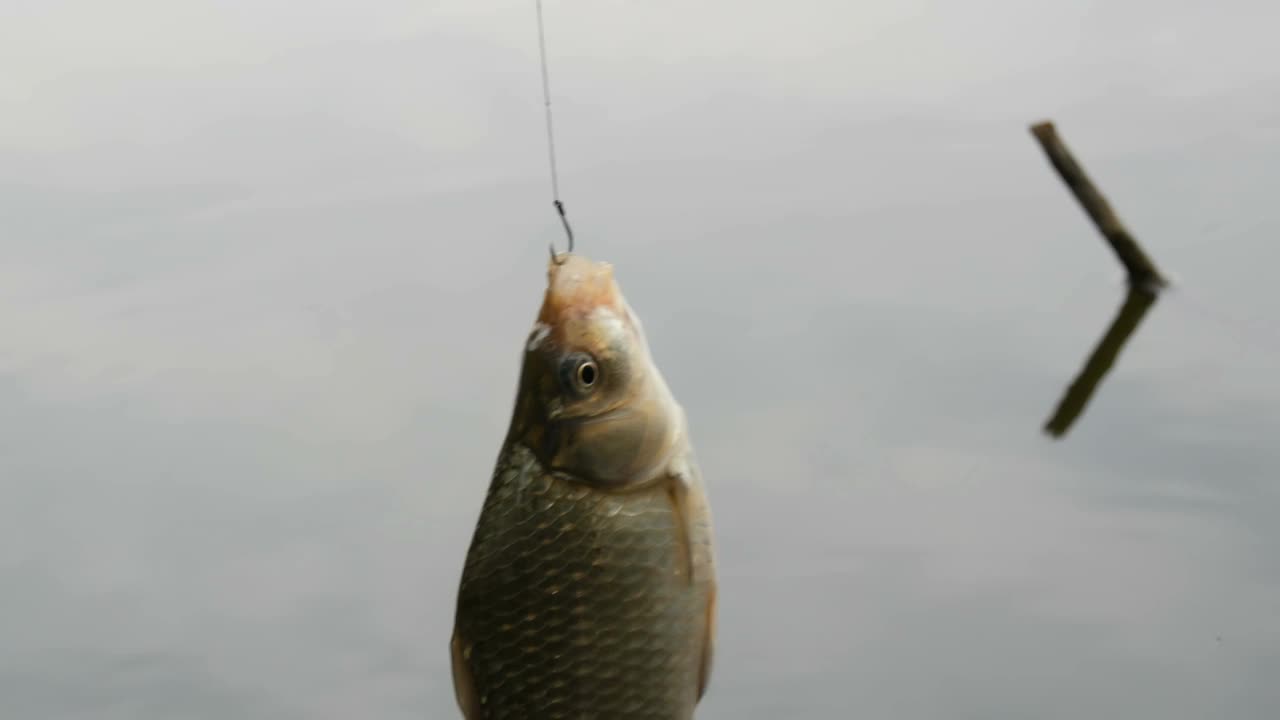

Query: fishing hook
[[549, 200, 575, 263]]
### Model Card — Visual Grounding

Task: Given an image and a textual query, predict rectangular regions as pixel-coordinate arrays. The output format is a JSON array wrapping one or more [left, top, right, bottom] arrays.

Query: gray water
[[3, 1, 1280, 718]]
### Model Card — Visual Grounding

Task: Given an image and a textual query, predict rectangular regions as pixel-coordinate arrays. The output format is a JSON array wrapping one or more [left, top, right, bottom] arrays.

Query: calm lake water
[[3, 2, 1279, 718]]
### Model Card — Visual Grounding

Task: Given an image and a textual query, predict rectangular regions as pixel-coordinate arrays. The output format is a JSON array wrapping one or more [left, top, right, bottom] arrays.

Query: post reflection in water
[[1044, 285, 1159, 439]]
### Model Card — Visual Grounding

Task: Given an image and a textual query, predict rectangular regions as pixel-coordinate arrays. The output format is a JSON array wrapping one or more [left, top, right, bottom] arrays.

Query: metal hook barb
[[548, 200, 575, 264]]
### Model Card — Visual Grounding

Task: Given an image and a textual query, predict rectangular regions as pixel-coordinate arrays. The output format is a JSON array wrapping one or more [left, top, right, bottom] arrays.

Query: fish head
[[510, 253, 683, 488]]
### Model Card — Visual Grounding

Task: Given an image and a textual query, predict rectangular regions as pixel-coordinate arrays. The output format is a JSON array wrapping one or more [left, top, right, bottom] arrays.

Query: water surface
[[3, 1, 1279, 718]]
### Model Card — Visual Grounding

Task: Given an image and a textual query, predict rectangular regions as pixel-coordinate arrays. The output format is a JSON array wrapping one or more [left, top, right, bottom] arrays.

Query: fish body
[[451, 254, 717, 720]]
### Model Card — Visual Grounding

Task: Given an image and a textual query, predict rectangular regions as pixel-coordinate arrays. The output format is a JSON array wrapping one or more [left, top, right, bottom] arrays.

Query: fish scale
[[455, 442, 706, 719]]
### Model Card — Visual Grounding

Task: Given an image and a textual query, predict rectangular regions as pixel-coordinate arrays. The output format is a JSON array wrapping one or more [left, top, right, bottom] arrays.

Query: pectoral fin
[[450, 630, 481, 719], [663, 454, 718, 702], [665, 474, 697, 584], [698, 580, 718, 701]]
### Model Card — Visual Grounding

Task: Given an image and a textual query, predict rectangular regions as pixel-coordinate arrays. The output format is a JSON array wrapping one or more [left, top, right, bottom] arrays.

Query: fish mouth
[[538, 254, 625, 329]]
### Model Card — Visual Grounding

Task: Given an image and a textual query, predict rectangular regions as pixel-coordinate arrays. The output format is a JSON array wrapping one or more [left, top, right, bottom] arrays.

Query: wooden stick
[[1029, 121, 1167, 290], [1044, 286, 1159, 438]]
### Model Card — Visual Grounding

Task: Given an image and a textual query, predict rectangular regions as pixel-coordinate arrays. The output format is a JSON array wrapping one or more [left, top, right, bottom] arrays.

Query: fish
[[450, 252, 718, 719]]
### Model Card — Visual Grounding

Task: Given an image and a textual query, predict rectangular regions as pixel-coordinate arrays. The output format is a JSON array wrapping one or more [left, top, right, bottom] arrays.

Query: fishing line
[[536, 0, 575, 262]]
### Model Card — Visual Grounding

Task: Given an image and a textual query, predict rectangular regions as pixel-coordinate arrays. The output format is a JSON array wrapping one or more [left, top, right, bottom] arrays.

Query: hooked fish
[[451, 253, 717, 719]]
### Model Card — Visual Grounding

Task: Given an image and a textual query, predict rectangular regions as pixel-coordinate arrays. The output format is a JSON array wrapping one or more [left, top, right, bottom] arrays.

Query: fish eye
[[577, 360, 597, 387], [560, 353, 600, 394]]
